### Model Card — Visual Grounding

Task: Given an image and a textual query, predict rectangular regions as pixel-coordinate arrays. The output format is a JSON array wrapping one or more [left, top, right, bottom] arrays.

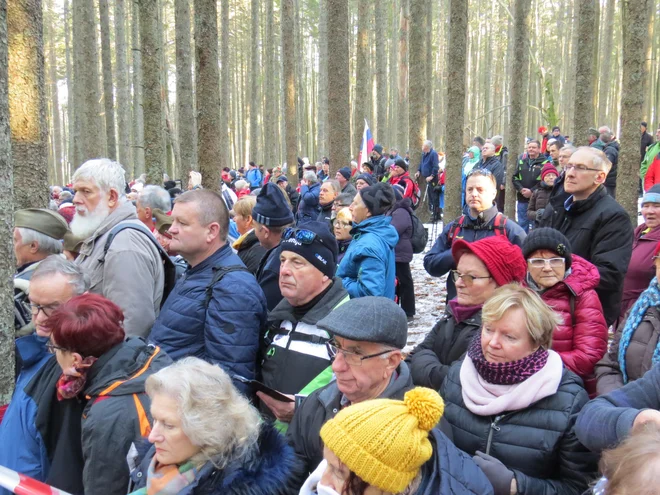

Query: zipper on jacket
[[485, 415, 504, 455]]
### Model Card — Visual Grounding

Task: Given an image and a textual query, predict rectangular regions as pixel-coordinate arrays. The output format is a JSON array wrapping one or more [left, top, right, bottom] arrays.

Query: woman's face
[[234, 212, 252, 236], [52, 339, 79, 375], [320, 447, 390, 495], [349, 193, 371, 224], [642, 202, 660, 229], [454, 253, 498, 306], [527, 249, 566, 289], [481, 307, 537, 363], [148, 393, 202, 466], [334, 210, 353, 241]]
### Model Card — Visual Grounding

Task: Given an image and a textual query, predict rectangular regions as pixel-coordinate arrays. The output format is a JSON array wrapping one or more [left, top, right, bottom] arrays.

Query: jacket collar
[[350, 214, 390, 235], [187, 243, 233, 275], [563, 185, 607, 214], [16, 333, 51, 367], [466, 204, 499, 225], [79, 201, 138, 256], [268, 278, 349, 325]]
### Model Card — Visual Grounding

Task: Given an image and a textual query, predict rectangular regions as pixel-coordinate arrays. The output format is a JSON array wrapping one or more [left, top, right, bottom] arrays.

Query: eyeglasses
[[467, 168, 493, 177], [30, 303, 58, 317], [282, 228, 328, 247], [334, 221, 351, 229], [46, 341, 68, 354], [564, 163, 602, 173], [528, 257, 565, 268], [326, 340, 394, 366], [451, 270, 492, 286]]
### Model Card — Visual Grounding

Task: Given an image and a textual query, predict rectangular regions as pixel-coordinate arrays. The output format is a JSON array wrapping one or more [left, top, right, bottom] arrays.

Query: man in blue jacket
[[415, 140, 440, 221], [246, 161, 263, 190], [149, 189, 268, 394], [424, 169, 526, 301]]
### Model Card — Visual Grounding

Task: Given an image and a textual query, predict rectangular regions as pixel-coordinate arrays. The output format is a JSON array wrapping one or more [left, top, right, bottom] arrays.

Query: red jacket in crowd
[[644, 153, 660, 191]]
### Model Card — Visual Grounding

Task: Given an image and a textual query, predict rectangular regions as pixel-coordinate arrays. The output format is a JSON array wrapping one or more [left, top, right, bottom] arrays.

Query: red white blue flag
[[358, 120, 374, 167]]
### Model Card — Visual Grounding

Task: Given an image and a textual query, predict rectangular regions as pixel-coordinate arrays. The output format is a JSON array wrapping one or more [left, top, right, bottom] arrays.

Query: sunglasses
[[282, 228, 328, 247]]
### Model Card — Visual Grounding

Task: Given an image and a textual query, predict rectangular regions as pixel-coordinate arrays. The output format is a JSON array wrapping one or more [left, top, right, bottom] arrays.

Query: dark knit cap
[[317, 296, 408, 349], [252, 182, 294, 227], [276, 175, 288, 184], [540, 163, 559, 180], [451, 236, 527, 286], [338, 167, 352, 180], [394, 157, 408, 171], [522, 228, 573, 269], [359, 183, 395, 217], [373, 144, 384, 155], [168, 187, 183, 199], [280, 221, 338, 279], [362, 162, 374, 172], [163, 180, 176, 190], [355, 173, 375, 186]]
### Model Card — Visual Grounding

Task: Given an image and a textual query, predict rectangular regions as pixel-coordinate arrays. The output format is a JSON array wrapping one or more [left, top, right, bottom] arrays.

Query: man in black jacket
[[475, 143, 504, 190], [540, 147, 633, 326], [591, 126, 619, 198], [512, 140, 549, 233], [370, 144, 388, 182]]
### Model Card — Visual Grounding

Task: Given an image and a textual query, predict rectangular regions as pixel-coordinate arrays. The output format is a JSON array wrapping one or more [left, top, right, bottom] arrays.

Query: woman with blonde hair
[[333, 207, 353, 264], [127, 357, 295, 495], [232, 196, 267, 274], [188, 171, 202, 190]]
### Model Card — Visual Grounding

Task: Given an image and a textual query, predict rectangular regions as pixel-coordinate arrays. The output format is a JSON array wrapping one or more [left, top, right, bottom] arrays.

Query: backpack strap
[[493, 213, 508, 237], [204, 265, 250, 308], [448, 215, 466, 245]]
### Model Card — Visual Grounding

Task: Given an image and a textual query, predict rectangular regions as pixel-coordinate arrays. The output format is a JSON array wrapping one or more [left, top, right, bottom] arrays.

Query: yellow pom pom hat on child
[[319, 387, 445, 494]]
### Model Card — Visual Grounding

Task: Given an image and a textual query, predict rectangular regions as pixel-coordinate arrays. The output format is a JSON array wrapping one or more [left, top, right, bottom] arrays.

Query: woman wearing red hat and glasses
[[407, 236, 527, 390]]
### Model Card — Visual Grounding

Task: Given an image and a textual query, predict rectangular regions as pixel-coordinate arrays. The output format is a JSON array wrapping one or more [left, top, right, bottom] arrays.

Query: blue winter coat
[[0, 334, 53, 493], [149, 244, 267, 393], [420, 148, 440, 179], [336, 215, 399, 299], [246, 168, 263, 188], [297, 182, 321, 224]]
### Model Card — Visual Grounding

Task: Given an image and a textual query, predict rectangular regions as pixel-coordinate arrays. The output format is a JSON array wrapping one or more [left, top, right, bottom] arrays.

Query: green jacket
[[642, 141, 660, 178]]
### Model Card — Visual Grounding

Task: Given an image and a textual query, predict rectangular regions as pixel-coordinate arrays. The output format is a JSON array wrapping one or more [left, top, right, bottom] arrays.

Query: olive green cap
[[14, 208, 69, 240]]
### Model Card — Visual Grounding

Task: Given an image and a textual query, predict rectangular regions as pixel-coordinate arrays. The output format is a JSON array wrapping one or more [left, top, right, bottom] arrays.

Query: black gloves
[[535, 208, 545, 222], [473, 451, 515, 495]]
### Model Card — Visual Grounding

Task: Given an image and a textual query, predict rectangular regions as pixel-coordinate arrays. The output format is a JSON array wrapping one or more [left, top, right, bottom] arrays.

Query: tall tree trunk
[[195, 0, 221, 190], [282, 0, 297, 180], [425, 0, 433, 137], [175, 0, 195, 187], [47, 0, 62, 184], [219, 0, 229, 171], [443, 0, 467, 221], [263, 0, 275, 168], [353, 0, 369, 158], [572, 0, 597, 146], [505, 0, 531, 219], [618, 0, 652, 222], [249, 0, 259, 165], [409, 0, 427, 219], [131, 0, 144, 177], [8, 0, 49, 208], [114, 0, 131, 172], [63, 0, 76, 168], [326, 0, 350, 170], [374, 0, 386, 144], [99, 0, 116, 160], [397, 0, 409, 151], [316, 0, 328, 159], [0, 0, 14, 403], [598, 0, 615, 124]]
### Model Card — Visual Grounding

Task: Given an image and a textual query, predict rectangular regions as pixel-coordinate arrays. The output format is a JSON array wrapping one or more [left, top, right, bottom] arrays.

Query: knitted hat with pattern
[[451, 236, 527, 286], [320, 388, 444, 493]]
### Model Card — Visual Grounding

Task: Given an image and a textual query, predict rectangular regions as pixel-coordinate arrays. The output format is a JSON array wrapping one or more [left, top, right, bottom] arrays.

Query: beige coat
[[76, 201, 164, 338]]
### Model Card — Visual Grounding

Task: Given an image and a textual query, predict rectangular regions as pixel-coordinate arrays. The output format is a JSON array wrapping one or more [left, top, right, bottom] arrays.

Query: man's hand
[[425, 176, 433, 183], [414, 171, 420, 179], [633, 409, 660, 431], [257, 391, 296, 423], [521, 188, 532, 198]]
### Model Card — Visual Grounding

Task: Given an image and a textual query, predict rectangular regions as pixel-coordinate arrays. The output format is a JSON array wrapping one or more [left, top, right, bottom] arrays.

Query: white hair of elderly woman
[[72, 158, 126, 197], [145, 357, 262, 469]]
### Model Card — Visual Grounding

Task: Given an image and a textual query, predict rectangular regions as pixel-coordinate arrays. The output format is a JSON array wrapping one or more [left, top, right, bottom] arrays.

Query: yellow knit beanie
[[320, 387, 445, 494]]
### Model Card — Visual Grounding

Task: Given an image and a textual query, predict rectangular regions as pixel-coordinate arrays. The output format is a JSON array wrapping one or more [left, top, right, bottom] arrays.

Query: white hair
[[138, 185, 171, 213], [189, 171, 202, 187], [235, 179, 249, 191], [17, 227, 63, 255], [72, 159, 126, 198], [423, 140, 433, 148], [145, 357, 262, 469], [304, 171, 318, 184]]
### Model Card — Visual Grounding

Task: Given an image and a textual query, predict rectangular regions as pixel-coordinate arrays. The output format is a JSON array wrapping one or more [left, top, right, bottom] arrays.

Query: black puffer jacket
[[407, 306, 482, 390], [602, 140, 619, 189], [234, 230, 267, 275], [441, 362, 599, 495], [539, 185, 633, 326]]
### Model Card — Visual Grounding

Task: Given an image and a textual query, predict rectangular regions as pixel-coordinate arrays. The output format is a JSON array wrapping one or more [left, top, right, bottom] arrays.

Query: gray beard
[[70, 202, 110, 239]]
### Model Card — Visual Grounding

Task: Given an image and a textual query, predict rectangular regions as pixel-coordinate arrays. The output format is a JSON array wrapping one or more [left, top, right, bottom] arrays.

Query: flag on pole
[[358, 120, 374, 167]]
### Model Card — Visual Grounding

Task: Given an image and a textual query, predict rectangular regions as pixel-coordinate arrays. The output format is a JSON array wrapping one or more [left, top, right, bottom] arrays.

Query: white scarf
[[299, 460, 341, 495], [460, 350, 564, 416]]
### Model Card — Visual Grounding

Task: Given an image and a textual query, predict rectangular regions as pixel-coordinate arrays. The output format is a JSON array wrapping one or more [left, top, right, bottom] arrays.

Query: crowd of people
[[1, 125, 660, 495]]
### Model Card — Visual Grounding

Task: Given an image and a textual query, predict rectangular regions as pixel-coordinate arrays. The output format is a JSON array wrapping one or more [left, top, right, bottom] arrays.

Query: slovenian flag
[[358, 120, 374, 167]]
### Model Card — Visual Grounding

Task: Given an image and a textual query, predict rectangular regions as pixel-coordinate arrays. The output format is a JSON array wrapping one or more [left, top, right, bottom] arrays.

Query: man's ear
[[29, 241, 40, 254], [206, 222, 221, 243], [108, 188, 120, 208]]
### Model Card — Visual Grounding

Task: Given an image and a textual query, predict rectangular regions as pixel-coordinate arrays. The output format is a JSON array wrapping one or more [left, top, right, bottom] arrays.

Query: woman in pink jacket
[[522, 228, 608, 396]]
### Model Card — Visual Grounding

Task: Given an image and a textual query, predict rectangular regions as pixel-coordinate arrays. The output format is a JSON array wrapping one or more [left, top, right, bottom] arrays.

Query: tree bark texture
[[618, 0, 651, 222], [352, 0, 368, 159], [409, 0, 427, 219], [316, 0, 328, 159], [219, 0, 229, 172], [249, 0, 259, 165], [8, 0, 49, 209], [573, 0, 597, 146], [374, 0, 386, 144], [72, 0, 104, 163], [175, 0, 195, 186], [114, 0, 132, 172], [47, 0, 61, 184], [504, 0, 531, 219], [63, 0, 76, 169], [397, 0, 409, 151], [443, 0, 467, 222], [195, 0, 221, 190], [99, 0, 116, 160], [131, 0, 145, 177], [0, 0, 16, 404], [282, 0, 297, 181], [326, 0, 350, 171], [598, 0, 615, 125], [264, 0, 276, 168]]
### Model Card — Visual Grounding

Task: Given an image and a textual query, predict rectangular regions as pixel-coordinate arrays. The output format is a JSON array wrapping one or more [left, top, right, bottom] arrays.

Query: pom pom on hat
[[404, 388, 445, 431]]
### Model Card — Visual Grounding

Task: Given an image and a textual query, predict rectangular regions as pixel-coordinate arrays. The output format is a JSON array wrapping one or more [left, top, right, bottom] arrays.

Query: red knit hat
[[451, 236, 527, 286], [541, 163, 559, 181]]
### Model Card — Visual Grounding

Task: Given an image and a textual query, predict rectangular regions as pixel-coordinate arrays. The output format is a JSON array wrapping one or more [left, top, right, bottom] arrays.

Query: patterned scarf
[[618, 277, 660, 383], [129, 457, 197, 495], [56, 356, 98, 400], [467, 334, 549, 385]]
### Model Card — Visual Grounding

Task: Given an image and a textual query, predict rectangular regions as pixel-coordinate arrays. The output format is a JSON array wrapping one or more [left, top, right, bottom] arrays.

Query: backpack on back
[[447, 213, 508, 245], [409, 212, 428, 254]]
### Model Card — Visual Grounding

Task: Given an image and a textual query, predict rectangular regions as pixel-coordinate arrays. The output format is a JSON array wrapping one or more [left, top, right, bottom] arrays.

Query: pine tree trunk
[[316, 0, 328, 159], [598, 0, 614, 124], [573, 0, 597, 146], [8, 0, 49, 209], [175, 0, 195, 186], [47, 0, 62, 184], [131, 0, 145, 177], [352, 0, 369, 158], [99, 0, 116, 160], [443, 0, 467, 222], [409, 0, 427, 219], [425, 0, 433, 137], [618, 0, 652, 222], [114, 0, 131, 173], [326, 0, 350, 170], [249, 0, 259, 165], [505, 0, 531, 219], [282, 0, 297, 180], [195, 0, 221, 190], [374, 0, 386, 144], [219, 0, 229, 171], [264, 0, 275, 168], [0, 0, 16, 404], [397, 0, 409, 151], [63, 0, 76, 168]]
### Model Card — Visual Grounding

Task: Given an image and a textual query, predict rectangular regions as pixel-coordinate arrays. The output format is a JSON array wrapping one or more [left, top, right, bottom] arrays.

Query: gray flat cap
[[317, 296, 408, 349]]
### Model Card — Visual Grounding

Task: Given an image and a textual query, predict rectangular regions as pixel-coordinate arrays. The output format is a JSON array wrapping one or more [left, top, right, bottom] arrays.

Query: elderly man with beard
[[71, 158, 165, 338]]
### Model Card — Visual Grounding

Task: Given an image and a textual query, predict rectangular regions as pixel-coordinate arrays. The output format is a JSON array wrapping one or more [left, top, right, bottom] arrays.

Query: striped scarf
[[618, 277, 660, 383]]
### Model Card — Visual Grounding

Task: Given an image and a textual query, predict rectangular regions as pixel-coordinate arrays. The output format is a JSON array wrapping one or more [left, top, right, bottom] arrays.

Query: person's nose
[[488, 334, 502, 349], [148, 423, 163, 444], [72, 191, 83, 205], [331, 351, 349, 373]]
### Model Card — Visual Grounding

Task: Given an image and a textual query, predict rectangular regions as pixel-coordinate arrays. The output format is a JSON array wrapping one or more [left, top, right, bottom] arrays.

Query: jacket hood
[[554, 254, 600, 296], [390, 197, 414, 214], [268, 277, 349, 325], [84, 338, 172, 397], [352, 215, 399, 249], [16, 333, 50, 368]]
